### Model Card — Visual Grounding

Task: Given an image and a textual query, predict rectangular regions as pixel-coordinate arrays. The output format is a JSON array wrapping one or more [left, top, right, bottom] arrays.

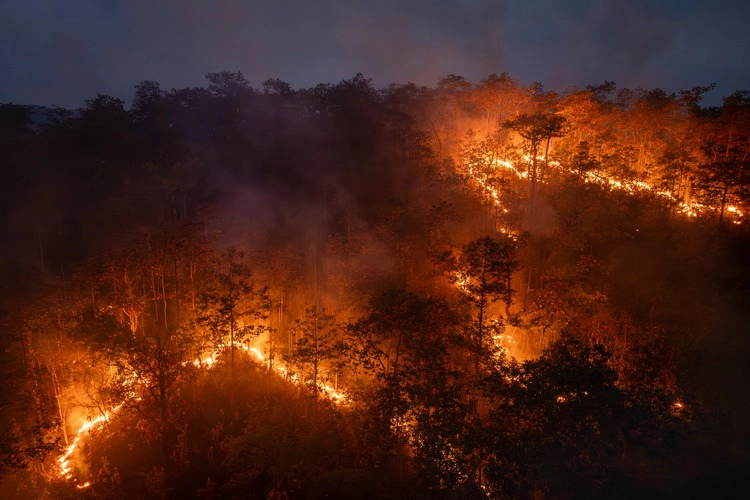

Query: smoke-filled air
[[2, 71, 750, 498]]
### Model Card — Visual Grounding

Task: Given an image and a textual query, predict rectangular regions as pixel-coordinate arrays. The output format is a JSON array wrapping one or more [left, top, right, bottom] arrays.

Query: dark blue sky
[[2, 0, 748, 108]]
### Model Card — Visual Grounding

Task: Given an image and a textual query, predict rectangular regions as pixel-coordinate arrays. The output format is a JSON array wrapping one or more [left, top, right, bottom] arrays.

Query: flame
[[57, 404, 123, 482], [462, 159, 521, 236], [191, 343, 346, 402], [452, 271, 478, 300], [56, 336, 349, 488], [465, 152, 746, 225]]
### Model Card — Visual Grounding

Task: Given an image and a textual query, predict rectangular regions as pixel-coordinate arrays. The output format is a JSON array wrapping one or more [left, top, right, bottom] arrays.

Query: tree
[[696, 154, 744, 228], [0, 104, 33, 143], [347, 288, 466, 485], [471, 73, 522, 136], [329, 73, 382, 155], [74, 93, 136, 168], [197, 248, 269, 378], [559, 89, 607, 147], [105, 317, 200, 469], [79, 94, 129, 124], [205, 71, 252, 99], [504, 112, 566, 230], [696, 91, 750, 228], [451, 235, 518, 373], [131, 80, 165, 123], [286, 306, 340, 399], [570, 140, 601, 182], [0, 311, 61, 479], [382, 83, 433, 167], [481, 335, 681, 498], [430, 74, 474, 158], [459, 131, 506, 205], [262, 78, 294, 96]]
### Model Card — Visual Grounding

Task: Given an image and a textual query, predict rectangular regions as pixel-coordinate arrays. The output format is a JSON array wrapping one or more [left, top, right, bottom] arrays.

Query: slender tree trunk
[[475, 247, 489, 377], [543, 136, 551, 183], [529, 142, 539, 232], [189, 261, 196, 311], [51, 368, 69, 445], [152, 271, 160, 325], [425, 115, 443, 162], [174, 257, 180, 330], [719, 184, 728, 230], [161, 270, 168, 331], [158, 354, 171, 473]]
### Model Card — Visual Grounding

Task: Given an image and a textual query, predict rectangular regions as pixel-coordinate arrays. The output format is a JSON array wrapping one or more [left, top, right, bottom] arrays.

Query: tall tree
[[471, 73, 522, 136], [504, 113, 566, 230], [287, 306, 340, 399], [451, 235, 518, 375], [697, 91, 750, 227], [197, 248, 269, 378]]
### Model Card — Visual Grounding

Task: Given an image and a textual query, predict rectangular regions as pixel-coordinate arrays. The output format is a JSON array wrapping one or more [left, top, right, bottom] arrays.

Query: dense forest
[[1, 71, 749, 499]]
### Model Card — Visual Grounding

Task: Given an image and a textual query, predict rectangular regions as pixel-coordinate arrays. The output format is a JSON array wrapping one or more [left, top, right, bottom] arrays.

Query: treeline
[[0, 71, 749, 498], [2, 72, 748, 268]]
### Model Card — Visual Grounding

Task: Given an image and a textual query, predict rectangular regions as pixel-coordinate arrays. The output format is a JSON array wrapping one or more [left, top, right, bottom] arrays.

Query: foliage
[[197, 247, 269, 372], [1, 71, 749, 498]]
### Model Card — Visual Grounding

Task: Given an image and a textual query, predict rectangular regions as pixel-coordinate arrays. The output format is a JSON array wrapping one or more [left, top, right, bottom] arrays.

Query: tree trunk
[[529, 142, 539, 232], [51, 368, 69, 445], [189, 262, 196, 311], [174, 257, 180, 330], [230, 309, 235, 378], [719, 184, 728, 230], [543, 136, 552, 183], [161, 270, 168, 331]]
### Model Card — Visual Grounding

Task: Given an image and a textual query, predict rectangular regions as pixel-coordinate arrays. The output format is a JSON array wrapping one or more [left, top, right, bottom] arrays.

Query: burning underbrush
[[50, 354, 371, 499]]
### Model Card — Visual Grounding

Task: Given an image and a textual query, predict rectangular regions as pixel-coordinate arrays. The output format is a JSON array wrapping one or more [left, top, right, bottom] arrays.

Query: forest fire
[[3, 71, 749, 499], [55, 337, 348, 488], [57, 405, 123, 486], [467, 153, 747, 226]]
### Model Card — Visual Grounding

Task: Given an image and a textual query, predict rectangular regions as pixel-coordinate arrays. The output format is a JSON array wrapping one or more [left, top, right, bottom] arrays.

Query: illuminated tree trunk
[[542, 135, 552, 183], [51, 368, 68, 445], [290, 306, 337, 401], [189, 261, 196, 311], [504, 113, 566, 233], [161, 269, 168, 331], [528, 140, 539, 231], [475, 252, 488, 377], [152, 270, 160, 328]]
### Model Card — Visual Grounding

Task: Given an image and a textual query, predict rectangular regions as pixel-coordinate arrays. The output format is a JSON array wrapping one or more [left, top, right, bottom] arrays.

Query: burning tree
[[104, 321, 201, 468], [451, 235, 518, 373], [504, 112, 566, 230], [197, 247, 269, 378], [347, 288, 467, 484], [696, 91, 750, 228], [285, 306, 341, 399], [458, 131, 512, 209]]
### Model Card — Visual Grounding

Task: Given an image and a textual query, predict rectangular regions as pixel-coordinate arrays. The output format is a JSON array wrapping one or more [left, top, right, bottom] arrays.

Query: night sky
[[2, 0, 749, 108]]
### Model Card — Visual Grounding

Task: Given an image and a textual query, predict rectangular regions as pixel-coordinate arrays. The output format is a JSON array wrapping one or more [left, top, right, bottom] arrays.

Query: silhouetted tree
[[504, 112, 566, 230]]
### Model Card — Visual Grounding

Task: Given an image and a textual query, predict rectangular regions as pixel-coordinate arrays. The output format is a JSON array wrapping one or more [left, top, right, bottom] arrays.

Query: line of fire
[[1, 73, 749, 498]]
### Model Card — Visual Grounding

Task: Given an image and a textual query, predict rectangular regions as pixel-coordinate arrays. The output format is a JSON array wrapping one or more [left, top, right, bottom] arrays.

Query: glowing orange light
[[56, 333, 349, 489]]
